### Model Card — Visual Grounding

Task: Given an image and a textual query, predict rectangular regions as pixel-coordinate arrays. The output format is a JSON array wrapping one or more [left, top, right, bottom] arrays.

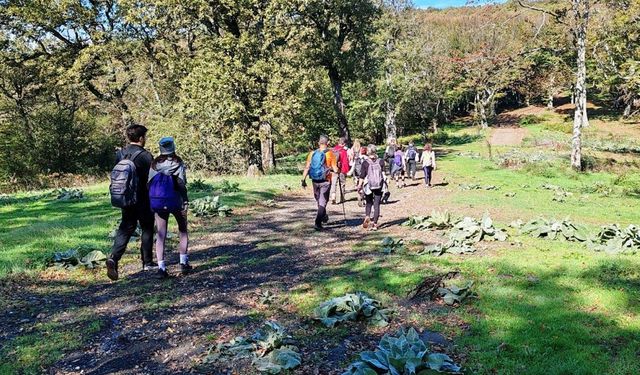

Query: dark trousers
[[313, 181, 331, 226], [423, 166, 434, 186], [365, 188, 383, 224], [110, 203, 154, 264], [408, 161, 417, 179]]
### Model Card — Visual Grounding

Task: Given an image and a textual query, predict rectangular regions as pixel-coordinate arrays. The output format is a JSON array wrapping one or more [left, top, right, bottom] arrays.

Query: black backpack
[[110, 150, 143, 208]]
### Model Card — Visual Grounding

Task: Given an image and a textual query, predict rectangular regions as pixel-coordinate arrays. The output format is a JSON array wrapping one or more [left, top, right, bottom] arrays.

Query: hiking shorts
[[391, 163, 404, 177], [156, 210, 188, 233]]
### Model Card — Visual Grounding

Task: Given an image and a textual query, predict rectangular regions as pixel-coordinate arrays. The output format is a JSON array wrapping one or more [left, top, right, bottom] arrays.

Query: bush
[[519, 115, 545, 126], [542, 121, 573, 134]]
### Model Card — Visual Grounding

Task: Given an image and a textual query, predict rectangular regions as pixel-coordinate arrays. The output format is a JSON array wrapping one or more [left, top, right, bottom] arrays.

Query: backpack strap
[[127, 150, 144, 162]]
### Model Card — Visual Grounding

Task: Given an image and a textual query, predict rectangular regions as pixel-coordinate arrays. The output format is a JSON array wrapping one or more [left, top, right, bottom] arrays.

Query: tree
[[294, 0, 380, 142], [518, 0, 592, 170]]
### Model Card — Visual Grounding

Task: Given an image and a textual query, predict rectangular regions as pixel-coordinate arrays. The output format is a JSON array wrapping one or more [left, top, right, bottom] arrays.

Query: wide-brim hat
[[159, 136, 176, 155]]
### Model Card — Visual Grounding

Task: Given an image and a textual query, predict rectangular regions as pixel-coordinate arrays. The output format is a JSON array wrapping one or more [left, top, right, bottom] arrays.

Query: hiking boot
[[156, 269, 170, 280], [143, 262, 158, 271], [322, 214, 329, 224], [180, 263, 193, 275], [370, 223, 379, 231], [106, 258, 118, 281], [362, 217, 371, 229], [314, 223, 323, 231]]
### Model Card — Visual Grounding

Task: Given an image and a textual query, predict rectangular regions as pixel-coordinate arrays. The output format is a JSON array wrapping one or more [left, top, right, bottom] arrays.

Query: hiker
[[351, 146, 368, 207], [148, 137, 191, 279], [384, 138, 397, 175], [301, 135, 339, 230], [391, 144, 406, 188], [358, 145, 386, 231], [421, 143, 437, 187], [405, 142, 419, 180], [330, 137, 350, 205], [347, 139, 361, 186], [107, 124, 155, 281]]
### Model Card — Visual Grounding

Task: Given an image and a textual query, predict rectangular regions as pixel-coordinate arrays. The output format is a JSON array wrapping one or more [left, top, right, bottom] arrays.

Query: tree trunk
[[327, 66, 351, 142], [547, 92, 554, 109], [384, 100, 397, 140], [479, 103, 488, 129], [571, 0, 590, 170], [259, 121, 275, 173], [623, 102, 632, 118]]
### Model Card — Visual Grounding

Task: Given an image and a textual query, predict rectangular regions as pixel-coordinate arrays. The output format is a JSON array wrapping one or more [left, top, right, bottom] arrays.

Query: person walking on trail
[[106, 124, 155, 281], [347, 139, 361, 186], [384, 138, 397, 175], [330, 137, 350, 205], [405, 142, 419, 180], [148, 137, 191, 279], [421, 143, 437, 187], [358, 145, 386, 231], [391, 144, 406, 188], [302, 135, 339, 230], [351, 145, 367, 207]]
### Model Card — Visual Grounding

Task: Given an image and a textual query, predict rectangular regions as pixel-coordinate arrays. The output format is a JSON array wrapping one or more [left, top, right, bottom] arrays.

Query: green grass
[[0, 307, 104, 375], [0, 174, 299, 278]]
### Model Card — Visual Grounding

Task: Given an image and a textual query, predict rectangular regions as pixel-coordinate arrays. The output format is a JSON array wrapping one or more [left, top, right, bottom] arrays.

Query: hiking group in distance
[[105, 127, 437, 280], [302, 134, 437, 231]]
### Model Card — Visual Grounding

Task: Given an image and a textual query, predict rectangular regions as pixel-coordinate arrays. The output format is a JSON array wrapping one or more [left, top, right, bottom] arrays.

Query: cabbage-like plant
[[520, 218, 588, 242], [342, 328, 461, 375], [204, 321, 301, 374], [191, 195, 232, 217], [588, 224, 640, 254], [448, 213, 508, 243], [315, 292, 392, 328], [405, 211, 457, 230], [381, 237, 404, 254], [55, 188, 84, 201]]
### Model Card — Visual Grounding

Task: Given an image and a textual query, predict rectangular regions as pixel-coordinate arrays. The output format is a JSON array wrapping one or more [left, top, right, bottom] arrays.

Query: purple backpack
[[149, 173, 182, 213], [394, 152, 403, 166]]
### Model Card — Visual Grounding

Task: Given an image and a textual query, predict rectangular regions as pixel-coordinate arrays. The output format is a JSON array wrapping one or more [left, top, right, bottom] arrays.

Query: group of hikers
[[106, 127, 437, 280], [301, 134, 437, 231], [106, 124, 191, 281]]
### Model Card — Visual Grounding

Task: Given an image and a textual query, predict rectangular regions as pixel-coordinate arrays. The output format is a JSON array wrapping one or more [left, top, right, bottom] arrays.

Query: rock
[[420, 330, 451, 348], [246, 164, 263, 177]]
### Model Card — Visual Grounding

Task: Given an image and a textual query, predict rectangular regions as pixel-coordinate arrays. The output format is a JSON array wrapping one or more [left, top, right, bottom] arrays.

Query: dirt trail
[[2, 172, 462, 375]]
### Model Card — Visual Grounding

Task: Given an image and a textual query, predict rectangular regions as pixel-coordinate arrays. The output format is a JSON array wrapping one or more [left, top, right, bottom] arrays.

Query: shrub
[[613, 173, 640, 197], [542, 121, 573, 133], [519, 115, 544, 126]]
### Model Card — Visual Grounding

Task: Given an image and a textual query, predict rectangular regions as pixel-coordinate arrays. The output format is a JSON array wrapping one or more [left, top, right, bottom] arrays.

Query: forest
[[1, 0, 638, 189]]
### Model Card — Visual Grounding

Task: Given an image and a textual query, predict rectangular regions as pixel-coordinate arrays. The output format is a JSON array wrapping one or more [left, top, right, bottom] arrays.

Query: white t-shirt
[[421, 151, 436, 168]]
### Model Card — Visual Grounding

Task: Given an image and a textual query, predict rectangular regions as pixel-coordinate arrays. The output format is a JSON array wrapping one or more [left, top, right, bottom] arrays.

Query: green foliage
[[49, 248, 107, 270], [613, 173, 640, 197], [342, 328, 461, 375], [519, 115, 544, 126], [587, 224, 640, 254], [191, 196, 232, 217], [438, 281, 476, 306], [55, 188, 85, 201], [189, 178, 215, 192], [520, 218, 588, 242], [218, 179, 241, 193], [380, 237, 404, 254], [314, 292, 392, 328], [204, 321, 301, 374], [458, 184, 498, 191], [420, 213, 507, 256], [405, 211, 457, 230]]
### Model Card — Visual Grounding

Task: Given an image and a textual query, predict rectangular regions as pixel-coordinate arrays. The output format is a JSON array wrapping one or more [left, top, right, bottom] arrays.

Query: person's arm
[[432, 151, 437, 170], [357, 160, 368, 190], [301, 152, 311, 187]]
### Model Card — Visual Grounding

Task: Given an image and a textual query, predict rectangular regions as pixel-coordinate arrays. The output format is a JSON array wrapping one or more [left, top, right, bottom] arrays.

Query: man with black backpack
[[301, 135, 339, 230], [405, 142, 419, 180], [106, 124, 155, 281]]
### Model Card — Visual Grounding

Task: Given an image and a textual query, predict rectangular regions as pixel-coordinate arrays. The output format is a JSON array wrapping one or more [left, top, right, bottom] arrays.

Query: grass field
[[1, 111, 639, 374]]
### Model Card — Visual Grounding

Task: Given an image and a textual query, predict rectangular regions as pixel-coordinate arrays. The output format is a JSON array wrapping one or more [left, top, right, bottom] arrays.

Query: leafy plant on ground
[[191, 196, 232, 217], [342, 328, 461, 375], [55, 188, 84, 201], [381, 237, 404, 254], [420, 213, 507, 256], [458, 183, 498, 191], [49, 248, 107, 269], [408, 271, 459, 300], [189, 178, 214, 192], [405, 211, 457, 230], [520, 218, 588, 242], [314, 292, 392, 328], [204, 321, 301, 374], [257, 290, 276, 305], [218, 179, 241, 193], [497, 149, 550, 169], [552, 190, 573, 202], [107, 220, 141, 241], [587, 224, 640, 254], [437, 281, 476, 306]]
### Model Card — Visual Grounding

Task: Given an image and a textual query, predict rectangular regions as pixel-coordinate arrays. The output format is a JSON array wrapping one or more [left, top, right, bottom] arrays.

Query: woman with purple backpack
[[148, 137, 191, 279]]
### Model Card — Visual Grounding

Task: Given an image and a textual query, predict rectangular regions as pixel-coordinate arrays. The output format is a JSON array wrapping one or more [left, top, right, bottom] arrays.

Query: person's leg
[[339, 173, 346, 202], [423, 166, 429, 186], [372, 190, 382, 225], [427, 166, 433, 186], [173, 210, 192, 273], [138, 205, 155, 267], [363, 193, 373, 228], [330, 172, 338, 203], [314, 181, 330, 228], [107, 207, 137, 280], [155, 212, 169, 271]]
